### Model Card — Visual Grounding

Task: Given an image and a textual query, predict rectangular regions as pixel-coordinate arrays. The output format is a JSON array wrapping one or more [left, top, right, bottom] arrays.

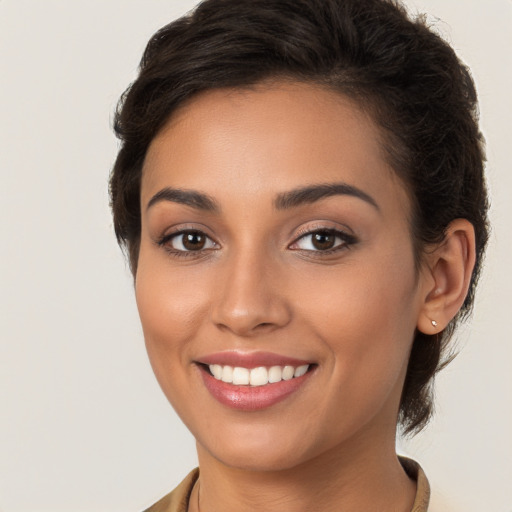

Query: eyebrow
[[146, 181, 379, 213], [274, 182, 380, 211], [146, 187, 220, 212]]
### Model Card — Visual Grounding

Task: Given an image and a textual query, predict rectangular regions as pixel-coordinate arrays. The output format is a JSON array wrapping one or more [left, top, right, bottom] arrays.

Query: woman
[[109, 0, 489, 510]]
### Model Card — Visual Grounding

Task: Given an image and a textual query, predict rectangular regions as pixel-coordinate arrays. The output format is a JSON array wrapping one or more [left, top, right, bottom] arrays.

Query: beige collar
[[144, 456, 430, 512]]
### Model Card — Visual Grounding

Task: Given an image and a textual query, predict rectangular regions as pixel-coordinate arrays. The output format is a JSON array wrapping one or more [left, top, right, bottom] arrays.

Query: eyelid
[[155, 225, 220, 257], [155, 222, 216, 243], [171, 231, 217, 250], [288, 224, 358, 252], [153, 222, 357, 257]]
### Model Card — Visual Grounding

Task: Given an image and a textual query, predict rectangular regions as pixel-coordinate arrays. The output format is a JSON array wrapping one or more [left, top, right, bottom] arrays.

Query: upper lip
[[196, 351, 313, 369]]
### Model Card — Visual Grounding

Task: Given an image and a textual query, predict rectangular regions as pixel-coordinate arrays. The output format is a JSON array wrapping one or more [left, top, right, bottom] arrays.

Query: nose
[[211, 248, 292, 337]]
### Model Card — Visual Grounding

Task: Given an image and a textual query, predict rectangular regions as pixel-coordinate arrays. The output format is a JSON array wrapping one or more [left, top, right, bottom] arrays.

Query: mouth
[[203, 362, 311, 386], [195, 353, 316, 411]]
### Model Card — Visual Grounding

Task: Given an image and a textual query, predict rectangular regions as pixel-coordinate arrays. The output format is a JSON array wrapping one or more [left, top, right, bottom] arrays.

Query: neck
[[191, 428, 416, 512]]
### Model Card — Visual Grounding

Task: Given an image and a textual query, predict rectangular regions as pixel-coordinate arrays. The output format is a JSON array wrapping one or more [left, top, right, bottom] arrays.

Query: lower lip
[[199, 366, 314, 411]]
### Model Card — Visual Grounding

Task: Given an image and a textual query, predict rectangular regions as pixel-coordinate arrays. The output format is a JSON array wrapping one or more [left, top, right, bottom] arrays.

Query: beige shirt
[[144, 457, 430, 512]]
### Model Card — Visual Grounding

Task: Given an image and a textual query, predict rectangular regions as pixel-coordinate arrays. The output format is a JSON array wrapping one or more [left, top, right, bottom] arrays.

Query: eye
[[159, 230, 217, 253], [290, 229, 356, 252]]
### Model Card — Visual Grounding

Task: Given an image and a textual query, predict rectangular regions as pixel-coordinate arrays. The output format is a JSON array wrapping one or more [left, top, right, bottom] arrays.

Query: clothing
[[143, 456, 430, 512], [144, 469, 198, 512], [402, 457, 431, 512]]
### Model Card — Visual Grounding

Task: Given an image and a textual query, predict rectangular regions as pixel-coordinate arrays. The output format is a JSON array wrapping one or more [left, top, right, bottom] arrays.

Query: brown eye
[[290, 228, 356, 253], [163, 230, 217, 252], [182, 231, 206, 250], [311, 231, 336, 250]]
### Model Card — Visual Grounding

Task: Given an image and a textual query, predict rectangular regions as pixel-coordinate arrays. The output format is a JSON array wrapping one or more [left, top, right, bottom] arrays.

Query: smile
[[196, 353, 316, 411], [208, 364, 310, 386]]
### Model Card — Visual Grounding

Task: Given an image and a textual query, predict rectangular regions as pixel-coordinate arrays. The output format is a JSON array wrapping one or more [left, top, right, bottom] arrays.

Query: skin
[[136, 82, 475, 511]]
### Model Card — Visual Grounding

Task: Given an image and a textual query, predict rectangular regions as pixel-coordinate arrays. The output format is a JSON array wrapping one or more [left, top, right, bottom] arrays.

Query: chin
[[203, 441, 313, 473], [193, 417, 339, 473]]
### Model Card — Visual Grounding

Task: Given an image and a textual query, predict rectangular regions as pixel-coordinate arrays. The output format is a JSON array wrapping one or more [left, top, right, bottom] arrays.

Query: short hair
[[109, 0, 489, 435]]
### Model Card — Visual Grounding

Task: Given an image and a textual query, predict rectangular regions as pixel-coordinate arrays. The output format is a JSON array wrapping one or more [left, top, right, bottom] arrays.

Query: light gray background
[[1, 1, 510, 511]]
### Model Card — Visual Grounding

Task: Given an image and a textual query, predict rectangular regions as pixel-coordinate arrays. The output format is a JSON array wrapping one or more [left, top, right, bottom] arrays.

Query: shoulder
[[143, 468, 199, 512]]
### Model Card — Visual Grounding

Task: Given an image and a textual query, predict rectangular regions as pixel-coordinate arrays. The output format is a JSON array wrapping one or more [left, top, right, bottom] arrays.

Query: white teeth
[[221, 365, 233, 383], [210, 364, 223, 380], [249, 367, 268, 386], [232, 367, 250, 385], [268, 366, 282, 383], [282, 365, 295, 380], [208, 363, 310, 386], [294, 364, 309, 378]]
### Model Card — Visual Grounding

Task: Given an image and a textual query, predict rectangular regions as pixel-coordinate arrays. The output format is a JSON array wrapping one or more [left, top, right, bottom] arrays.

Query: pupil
[[183, 232, 205, 250], [312, 232, 335, 250]]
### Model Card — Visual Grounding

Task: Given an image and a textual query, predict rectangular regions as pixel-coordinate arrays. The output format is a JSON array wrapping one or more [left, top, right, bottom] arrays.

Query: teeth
[[282, 365, 295, 380], [221, 365, 233, 383], [232, 367, 250, 385], [268, 366, 282, 383], [208, 363, 310, 386], [294, 365, 309, 378], [210, 364, 223, 380], [249, 367, 268, 386]]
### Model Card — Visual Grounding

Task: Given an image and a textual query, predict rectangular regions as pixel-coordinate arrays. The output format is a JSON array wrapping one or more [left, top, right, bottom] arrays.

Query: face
[[136, 82, 429, 472]]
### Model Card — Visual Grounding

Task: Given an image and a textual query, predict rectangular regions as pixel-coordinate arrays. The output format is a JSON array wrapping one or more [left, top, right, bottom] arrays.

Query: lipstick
[[198, 350, 311, 369], [196, 351, 315, 411]]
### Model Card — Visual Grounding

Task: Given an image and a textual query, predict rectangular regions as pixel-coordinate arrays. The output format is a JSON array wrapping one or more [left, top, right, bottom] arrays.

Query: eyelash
[[156, 227, 357, 258], [156, 230, 218, 259], [289, 227, 357, 255]]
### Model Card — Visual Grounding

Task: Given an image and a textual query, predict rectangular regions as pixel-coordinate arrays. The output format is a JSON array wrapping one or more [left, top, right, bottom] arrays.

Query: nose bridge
[[212, 240, 290, 336]]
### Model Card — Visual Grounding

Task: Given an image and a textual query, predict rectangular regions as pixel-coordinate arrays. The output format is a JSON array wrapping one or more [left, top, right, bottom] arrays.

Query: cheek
[[136, 246, 207, 330], [299, 257, 417, 330], [296, 253, 419, 388], [134, 249, 210, 387]]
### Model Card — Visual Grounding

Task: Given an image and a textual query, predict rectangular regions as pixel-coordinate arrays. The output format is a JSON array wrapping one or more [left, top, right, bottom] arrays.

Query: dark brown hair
[[110, 0, 489, 435]]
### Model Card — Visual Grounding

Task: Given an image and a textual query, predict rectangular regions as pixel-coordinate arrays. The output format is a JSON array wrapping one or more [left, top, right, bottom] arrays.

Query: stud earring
[[431, 320, 438, 328]]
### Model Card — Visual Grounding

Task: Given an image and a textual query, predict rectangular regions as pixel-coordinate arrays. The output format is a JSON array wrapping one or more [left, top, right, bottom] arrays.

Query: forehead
[[141, 81, 410, 218]]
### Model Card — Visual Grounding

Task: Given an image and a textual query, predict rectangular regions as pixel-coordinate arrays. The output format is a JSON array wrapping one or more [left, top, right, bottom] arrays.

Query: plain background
[[1, 1, 511, 511]]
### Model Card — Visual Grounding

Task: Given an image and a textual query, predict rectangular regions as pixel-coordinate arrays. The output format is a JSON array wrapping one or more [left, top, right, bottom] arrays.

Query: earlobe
[[417, 219, 476, 334]]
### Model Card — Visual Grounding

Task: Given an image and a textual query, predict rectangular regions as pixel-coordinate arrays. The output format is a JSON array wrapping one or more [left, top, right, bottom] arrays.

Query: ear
[[417, 219, 476, 335]]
